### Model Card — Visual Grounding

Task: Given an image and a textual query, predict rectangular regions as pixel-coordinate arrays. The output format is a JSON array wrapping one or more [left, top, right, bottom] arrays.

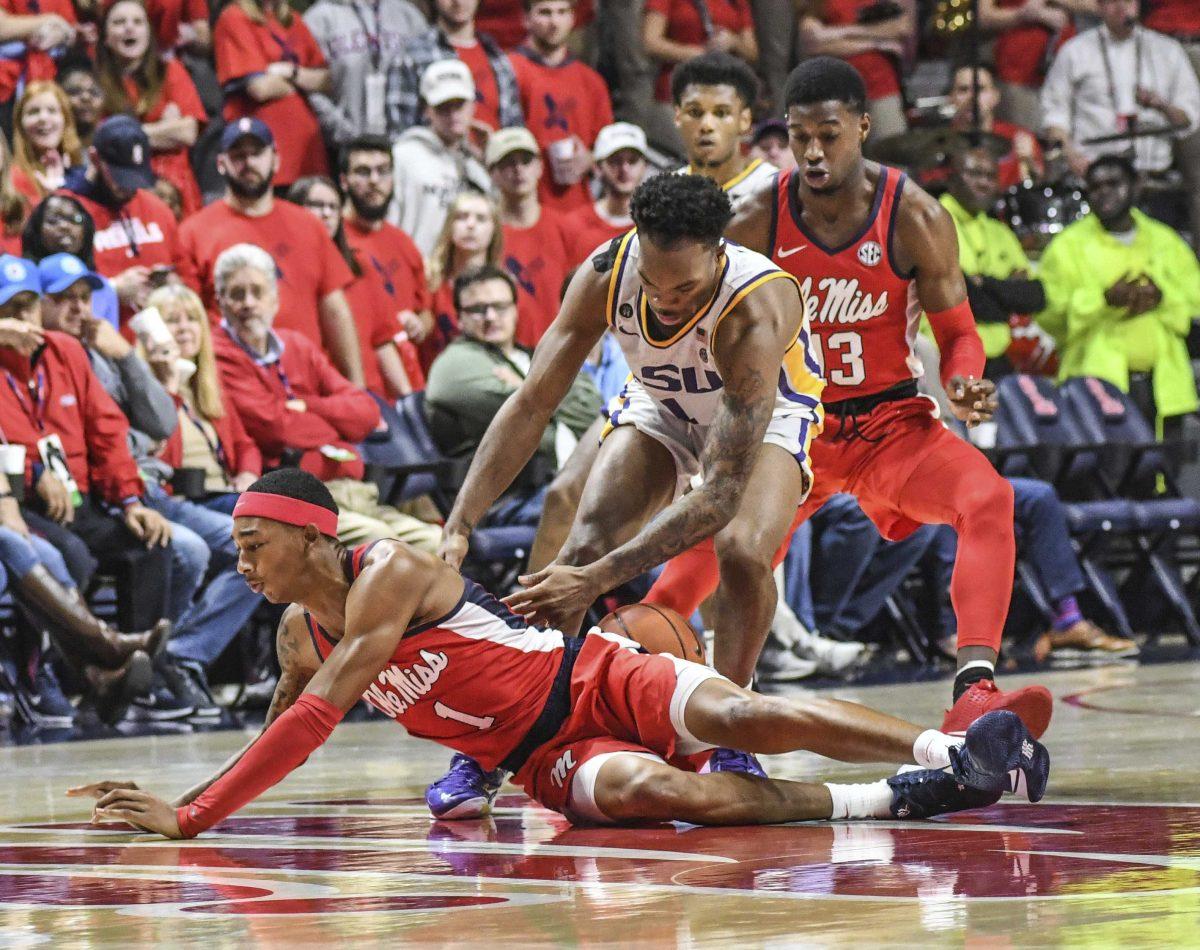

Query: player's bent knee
[[593, 757, 696, 822], [958, 472, 1014, 524], [713, 523, 774, 580]]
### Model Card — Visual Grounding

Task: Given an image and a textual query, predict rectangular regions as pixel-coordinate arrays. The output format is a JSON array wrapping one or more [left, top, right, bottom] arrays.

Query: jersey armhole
[[886, 172, 917, 281], [709, 270, 802, 354], [604, 230, 636, 328]]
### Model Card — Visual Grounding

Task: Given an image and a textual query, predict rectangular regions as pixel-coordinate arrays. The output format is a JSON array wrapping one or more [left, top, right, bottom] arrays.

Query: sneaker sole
[[944, 685, 1054, 740], [130, 703, 196, 722], [428, 796, 493, 820], [965, 711, 1051, 803]]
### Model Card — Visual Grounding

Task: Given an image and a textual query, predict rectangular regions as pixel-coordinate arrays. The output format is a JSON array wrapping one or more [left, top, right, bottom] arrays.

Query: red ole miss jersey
[[770, 165, 921, 403]]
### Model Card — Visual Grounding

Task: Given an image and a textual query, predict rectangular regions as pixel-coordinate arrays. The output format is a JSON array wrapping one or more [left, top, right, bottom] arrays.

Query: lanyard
[[267, 15, 299, 64], [117, 211, 140, 258], [269, 361, 298, 400], [1098, 29, 1142, 123], [180, 398, 230, 473], [4, 368, 47, 432], [349, 0, 384, 72]]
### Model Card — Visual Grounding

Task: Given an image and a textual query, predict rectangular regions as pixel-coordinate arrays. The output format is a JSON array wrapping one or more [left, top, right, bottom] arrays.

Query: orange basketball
[[598, 603, 706, 664]]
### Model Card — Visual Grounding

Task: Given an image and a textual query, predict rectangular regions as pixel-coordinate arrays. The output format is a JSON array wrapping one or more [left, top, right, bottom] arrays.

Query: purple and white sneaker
[[702, 747, 768, 778], [425, 754, 506, 820]]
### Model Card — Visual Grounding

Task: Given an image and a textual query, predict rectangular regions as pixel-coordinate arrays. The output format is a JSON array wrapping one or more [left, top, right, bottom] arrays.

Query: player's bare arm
[[503, 278, 801, 626], [724, 181, 774, 254], [440, 265, 611, 568], [896, 185, 996, 426], [65, 605, 321, 813]]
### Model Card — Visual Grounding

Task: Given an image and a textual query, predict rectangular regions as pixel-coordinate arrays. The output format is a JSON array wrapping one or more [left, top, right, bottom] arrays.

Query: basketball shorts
[[515, 631, 728, 824], [601, 377, 817, 498]]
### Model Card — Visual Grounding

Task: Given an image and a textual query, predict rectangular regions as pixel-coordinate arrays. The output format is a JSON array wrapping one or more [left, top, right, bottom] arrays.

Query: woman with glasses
[[21, 194, 120, 327]]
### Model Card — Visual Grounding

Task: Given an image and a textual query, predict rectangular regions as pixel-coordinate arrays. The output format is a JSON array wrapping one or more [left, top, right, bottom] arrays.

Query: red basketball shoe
[[941, 679, 1053, 739]]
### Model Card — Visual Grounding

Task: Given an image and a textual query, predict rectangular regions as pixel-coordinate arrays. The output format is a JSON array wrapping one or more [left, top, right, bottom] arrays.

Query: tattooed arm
[[502, 278, 801, 625], [167, 606, 321, 807]]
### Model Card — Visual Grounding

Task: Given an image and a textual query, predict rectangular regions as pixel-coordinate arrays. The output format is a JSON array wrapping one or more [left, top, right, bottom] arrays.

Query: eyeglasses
[[304, 201, 341, 214], [460, 301, 514, 317]]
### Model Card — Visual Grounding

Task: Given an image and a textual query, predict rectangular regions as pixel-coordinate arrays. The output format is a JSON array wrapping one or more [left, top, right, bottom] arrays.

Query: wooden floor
[[2, 660, 1199, 947]]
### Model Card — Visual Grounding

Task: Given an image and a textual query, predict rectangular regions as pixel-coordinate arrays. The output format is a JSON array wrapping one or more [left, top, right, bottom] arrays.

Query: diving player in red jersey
[[644, 57, 1053, 738], [67, 469, 1049, 835]]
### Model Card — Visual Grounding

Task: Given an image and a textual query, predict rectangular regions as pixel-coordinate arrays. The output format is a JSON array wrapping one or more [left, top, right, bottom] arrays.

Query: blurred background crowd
[[0, 0, 1195, 735]]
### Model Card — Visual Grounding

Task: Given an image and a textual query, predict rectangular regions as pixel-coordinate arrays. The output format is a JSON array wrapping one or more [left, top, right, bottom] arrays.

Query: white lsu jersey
[[603, 231, 825, 433], [676, 157, 778, 210]]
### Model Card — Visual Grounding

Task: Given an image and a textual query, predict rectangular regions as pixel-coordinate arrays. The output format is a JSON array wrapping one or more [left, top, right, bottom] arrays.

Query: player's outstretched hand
[[946, 375, 998, 428], [438, 529, 470, 571], [89, 787, 184, 839], [502, 563, 598, 628], [66, 779, 140, 799]]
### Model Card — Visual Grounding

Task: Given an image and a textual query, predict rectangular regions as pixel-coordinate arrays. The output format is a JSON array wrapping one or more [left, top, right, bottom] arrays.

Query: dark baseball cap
[[92, 115, 155, 191], [220, 116, 275, 152], [751, 118, 788, 145]]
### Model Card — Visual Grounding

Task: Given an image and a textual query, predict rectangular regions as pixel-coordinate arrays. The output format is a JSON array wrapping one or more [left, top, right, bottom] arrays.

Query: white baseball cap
[[593, 122, 649, 162], [486, 127, 540, 167], [421, 58, 475, 107]]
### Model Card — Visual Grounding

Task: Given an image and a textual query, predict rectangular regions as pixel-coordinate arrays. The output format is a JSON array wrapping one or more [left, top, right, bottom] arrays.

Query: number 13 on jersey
[[812, 330, 865, 386]]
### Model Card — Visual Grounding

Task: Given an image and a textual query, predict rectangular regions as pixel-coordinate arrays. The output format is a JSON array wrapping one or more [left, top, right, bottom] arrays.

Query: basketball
[[598, 603, 706, 664]]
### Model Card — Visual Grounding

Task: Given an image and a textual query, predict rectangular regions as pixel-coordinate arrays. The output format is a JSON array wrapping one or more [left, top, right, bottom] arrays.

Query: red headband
[[233, 491, 339, 538]]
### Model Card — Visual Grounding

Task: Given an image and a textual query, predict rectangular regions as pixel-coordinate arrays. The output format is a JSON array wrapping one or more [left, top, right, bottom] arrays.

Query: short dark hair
[[1086, 153, 1137, 185], [453, 263, 519, 312], [670, 51, 759, 108], [246, 469, 339, 516], [338, 134, 394, 176], [783, 57, 868, 115], [631, 174, 732, 248]]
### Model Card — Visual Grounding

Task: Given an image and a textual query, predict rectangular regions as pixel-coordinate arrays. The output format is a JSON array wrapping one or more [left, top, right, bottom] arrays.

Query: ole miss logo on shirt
[[799, 274, 890, 326], [94, 218, 166, 253]]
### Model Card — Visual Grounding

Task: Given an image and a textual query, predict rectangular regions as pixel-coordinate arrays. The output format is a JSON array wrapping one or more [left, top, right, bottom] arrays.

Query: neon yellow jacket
[[940, 193, 1032, 359], [1036, 209, 1199, 420]]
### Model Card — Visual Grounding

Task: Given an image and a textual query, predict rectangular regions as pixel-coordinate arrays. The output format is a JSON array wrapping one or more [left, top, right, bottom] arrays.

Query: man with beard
[[562, 122, 650, 268], [176, 118, 365, 386], [62, 116, 180, 320], [339, 135, 434, 365]]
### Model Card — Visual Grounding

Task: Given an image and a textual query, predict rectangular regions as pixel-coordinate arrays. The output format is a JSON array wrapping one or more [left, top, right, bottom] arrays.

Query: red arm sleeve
[[927, 299, 986, 386], [214, 6, 268, 84], [294, 339, 381, 442], [176, 693, 344, 837]]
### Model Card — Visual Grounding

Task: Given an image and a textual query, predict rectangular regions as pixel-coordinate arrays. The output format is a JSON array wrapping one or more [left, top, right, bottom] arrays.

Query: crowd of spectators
[[0, 0, 1196, 731]]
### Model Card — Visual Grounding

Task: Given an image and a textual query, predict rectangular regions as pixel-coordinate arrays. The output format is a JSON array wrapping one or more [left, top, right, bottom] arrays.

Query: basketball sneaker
[[941, 678, 1053, 739], [702, 748, 767, 778], [887, 768, 1002, 820], [425, 754, 506, 820]]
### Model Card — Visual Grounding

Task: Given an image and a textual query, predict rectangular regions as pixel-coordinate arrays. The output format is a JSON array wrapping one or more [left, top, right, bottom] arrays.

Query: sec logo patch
[[857, 241, 882, 267]]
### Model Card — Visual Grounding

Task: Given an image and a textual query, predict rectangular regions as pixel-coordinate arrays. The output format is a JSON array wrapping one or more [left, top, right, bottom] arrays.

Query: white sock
[[958, 659, 995, 677], [913, 729, 959, 770], [824, 780, 894, 820]]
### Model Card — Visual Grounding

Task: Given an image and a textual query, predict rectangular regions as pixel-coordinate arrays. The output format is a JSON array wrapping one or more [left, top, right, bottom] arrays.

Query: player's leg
[[708, 444, 807, 688], [527, 416, 603, 572]]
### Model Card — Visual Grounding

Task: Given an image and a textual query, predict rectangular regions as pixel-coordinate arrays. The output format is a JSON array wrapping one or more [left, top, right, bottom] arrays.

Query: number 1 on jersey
[[434, 701, 495, 730], [813, 330, 866, 386]]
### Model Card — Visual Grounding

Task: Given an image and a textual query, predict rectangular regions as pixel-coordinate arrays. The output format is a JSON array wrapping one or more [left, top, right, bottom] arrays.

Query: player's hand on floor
[[946, 375, 998, 427], [66, 779, 140, 800], [502, 564, 598, 628], [89, 787, 184, 839]]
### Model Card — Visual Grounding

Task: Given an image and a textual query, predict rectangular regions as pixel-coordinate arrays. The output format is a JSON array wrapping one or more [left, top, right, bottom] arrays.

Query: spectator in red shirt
[[57, 59, 104, 149], [96, 0, 207, 216], [10, 81, 83, 203], [979, 0, 1087, 131], [213, 0, 331, 186], [288, 174, 417, 400], [176, 117, 365, 386], [486, 126, 570, 347], [797, 0, 915, 139], [0, 0, 79, 113], [562, 121, 648, 267], [144, 0, 210, 55], [0, 254, 174, 636], [209, 241, 441, 549], [0, 134, 30, 254], [643, 0, 758, 105], [61, 115, 180, 320], [947, 65, 1043, 189], [338, 135, 430, 389], [510, 0, 613, 212]]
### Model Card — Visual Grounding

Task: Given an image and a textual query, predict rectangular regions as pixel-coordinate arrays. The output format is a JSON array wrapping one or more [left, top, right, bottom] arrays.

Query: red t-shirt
[[0, 0, 77, 103], [502, 207, 572, 348], [646, 0, 753, 101], [455, 39, 502, 130], [115, 59, 206, 216], [476, 0, 596, 48], [145, 0, 209, 50], [1144, 0, 1200, 36], [818, 0, 901, 101], [563, 203, 628, 268], [177, 199, 354, 350], [343, 217, 431, 314], [344, 264, 403, 399], [65, 186, 178, 294], [994, 0, 1076, 87], [510, 48, 613, 213], [10, 164, 44, 205], [214, 4, 329, 185]]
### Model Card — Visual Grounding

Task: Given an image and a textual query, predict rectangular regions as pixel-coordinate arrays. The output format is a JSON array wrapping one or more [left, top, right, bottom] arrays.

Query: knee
[[714, 521, 775, 580], [601, 766, 695, 822], [543, 474, 584, 519], [957, 472, 1014, 526], [558, 519, 613, 567]]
